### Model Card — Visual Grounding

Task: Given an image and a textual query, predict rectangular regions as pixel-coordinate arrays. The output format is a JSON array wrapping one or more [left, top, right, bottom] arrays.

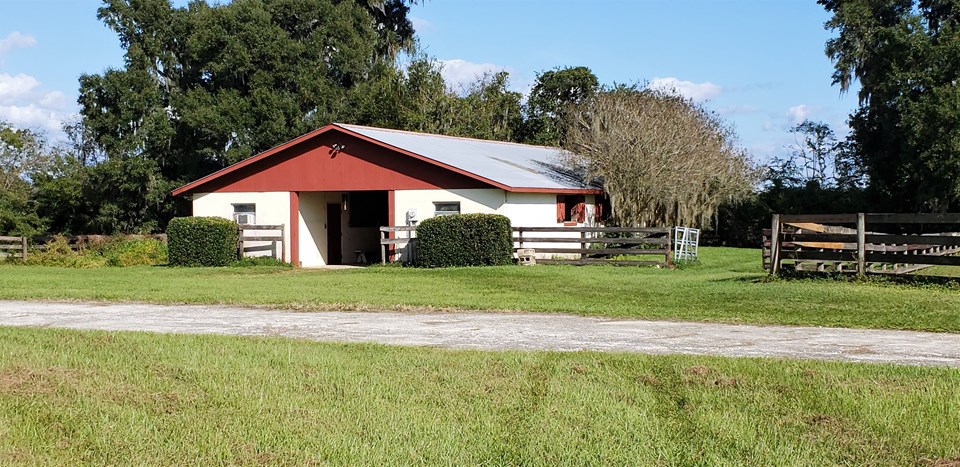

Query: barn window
[[434, 202, 460, 216], [232, 204, 256, 225], [556, 195, 585, 223]]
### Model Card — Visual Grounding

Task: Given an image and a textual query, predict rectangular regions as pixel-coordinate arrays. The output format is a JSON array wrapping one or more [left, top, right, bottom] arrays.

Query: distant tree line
[[711, 0, 960, 246]]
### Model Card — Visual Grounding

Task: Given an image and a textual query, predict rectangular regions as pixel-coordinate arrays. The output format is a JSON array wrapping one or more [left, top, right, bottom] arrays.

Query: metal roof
[[335, 123, 592, 191]]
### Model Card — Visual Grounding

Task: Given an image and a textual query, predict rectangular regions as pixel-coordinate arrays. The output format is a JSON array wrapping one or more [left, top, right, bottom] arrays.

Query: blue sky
[[0, 0, 858, 162]]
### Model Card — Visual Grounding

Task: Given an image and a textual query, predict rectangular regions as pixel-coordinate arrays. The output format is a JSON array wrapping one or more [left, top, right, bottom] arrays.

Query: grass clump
[[230, 256, 292, 268], [101, 237, 168, 266], [0, 327, 957, 465], [19, 236, 167, 268]]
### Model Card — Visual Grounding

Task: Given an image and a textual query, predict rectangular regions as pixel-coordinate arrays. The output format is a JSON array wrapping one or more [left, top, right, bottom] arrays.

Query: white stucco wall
[[392, 189, 506, 226], [191, 191, 291, 261], [191, 189, 598, 265], [502, 192, 596, 258], [390, 189, 596, 260]]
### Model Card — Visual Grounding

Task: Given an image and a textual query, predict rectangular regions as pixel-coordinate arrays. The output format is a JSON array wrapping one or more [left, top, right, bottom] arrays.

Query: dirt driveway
[[0, 300, 957, 367]]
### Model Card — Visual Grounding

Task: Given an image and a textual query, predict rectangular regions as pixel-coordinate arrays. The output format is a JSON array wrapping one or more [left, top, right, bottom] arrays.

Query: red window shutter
[[557, 196, 566, 223], [594, 199, 603, 222], [575, 199, 585, 223]]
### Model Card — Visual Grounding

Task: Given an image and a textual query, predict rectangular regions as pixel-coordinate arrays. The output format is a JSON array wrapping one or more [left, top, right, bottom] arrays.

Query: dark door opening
[[327, 203, 342, 265]]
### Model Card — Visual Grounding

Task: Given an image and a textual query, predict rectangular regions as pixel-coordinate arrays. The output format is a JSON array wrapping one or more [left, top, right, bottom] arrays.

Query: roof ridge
[[333, 122, 564, 151]]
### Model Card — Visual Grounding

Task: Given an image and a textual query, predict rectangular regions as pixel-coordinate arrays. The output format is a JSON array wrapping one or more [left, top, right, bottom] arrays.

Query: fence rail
[[379, 225, 673, 267], [764, 213, 960, 276], [515, 226, 671, 266], [238, 224, 285, 260], [379, 226, 416, 264]]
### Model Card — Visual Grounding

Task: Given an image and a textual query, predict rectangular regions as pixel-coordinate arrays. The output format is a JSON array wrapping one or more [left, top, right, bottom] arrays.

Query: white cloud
[[787, 104, 811, 124], [0, 104, 69, 134], [0, 32, 36, 63], [0, 34, 73, 139], [410, 15, 431, 32], [0, 74, 72, 139], [717, 104, 761, 115], [439, 59, 508, 90], [649, 77, 722, 102], [39, 91, 67, 109], [0, 73, 41, 105]]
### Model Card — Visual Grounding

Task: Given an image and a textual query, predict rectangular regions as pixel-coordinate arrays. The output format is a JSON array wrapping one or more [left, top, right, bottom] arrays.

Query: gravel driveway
[[1, 300, 958, 367]]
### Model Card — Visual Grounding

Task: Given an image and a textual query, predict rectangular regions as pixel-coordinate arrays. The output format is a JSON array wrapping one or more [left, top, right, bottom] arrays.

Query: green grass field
[[1, 247, 959, 332], [1, 327, 957, 465]]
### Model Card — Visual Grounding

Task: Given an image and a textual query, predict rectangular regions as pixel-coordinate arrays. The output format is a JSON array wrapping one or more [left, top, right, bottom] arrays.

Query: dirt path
[[0, 300, 957, 367]]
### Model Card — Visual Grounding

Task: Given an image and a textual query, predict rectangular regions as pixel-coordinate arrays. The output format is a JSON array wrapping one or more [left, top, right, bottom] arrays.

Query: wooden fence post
[[237, 226, 245, 259], [666, 227, 673, 267], [580, 231, 586, 260], [770, 214, 781, 275], [380, 229, 387, 265], [856, 212, 866, 277], [21, 236, 27, 261], [280, 224, 285, 262]]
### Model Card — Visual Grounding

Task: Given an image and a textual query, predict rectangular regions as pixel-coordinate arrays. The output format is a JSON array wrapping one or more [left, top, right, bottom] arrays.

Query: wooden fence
[[379, 225, 672, 267], [0, 234, 168, 261], [514, 226, 671, 266], [0, 236, 29, 260], [238, 224, 285, 260], [379, 226, 416, 264], [763, 213, 960, 276]]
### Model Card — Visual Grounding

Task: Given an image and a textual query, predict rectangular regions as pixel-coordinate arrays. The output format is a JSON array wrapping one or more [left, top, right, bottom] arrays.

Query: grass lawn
[[1, 327, 958, 465], [1, 247, 959, 332]]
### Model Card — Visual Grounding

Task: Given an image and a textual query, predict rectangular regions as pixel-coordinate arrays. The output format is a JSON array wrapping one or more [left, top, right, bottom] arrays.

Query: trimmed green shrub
[[167, 217, 239, 267], [415, 214, 513, 267]]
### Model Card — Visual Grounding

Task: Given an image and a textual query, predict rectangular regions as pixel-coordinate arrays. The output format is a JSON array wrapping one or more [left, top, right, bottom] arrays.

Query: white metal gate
[[673, 226, 700, 261]]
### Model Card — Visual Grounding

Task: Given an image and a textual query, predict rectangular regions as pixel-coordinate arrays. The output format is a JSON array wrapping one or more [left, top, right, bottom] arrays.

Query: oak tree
[[564, 87, 757, 228]]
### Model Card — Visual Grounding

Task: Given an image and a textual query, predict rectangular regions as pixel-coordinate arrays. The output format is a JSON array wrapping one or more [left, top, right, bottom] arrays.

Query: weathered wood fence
[[0, 234, 168, 261], [238, 224, 285, 260], [379, 226, 416, 264], [514, 226, 672, 266], [763, 213, 960, 276], [0, 236, 29, 260], [379, 225, 673, 267]]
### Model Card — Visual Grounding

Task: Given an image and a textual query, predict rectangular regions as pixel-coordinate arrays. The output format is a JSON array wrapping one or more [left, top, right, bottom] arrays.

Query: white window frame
[[232, 203, 256, 225], [433, 202, 460, 217]]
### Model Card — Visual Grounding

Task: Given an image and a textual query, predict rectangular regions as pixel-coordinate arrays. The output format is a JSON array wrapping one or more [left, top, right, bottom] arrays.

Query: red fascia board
[[171, 123, 604, 196]]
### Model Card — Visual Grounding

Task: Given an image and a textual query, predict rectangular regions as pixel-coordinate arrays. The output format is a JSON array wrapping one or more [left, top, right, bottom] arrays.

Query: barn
[[172, 123, 604, 267]]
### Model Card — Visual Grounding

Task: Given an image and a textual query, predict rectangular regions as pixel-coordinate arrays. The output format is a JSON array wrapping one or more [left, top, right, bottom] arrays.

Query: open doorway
[[299, 191, 389, 266]]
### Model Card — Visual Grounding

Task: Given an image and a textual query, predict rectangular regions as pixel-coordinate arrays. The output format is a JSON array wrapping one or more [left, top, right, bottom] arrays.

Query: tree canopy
[[821, 0, 960, 211], [522, 66, 599, 146], [81, 0, 419, 185]]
